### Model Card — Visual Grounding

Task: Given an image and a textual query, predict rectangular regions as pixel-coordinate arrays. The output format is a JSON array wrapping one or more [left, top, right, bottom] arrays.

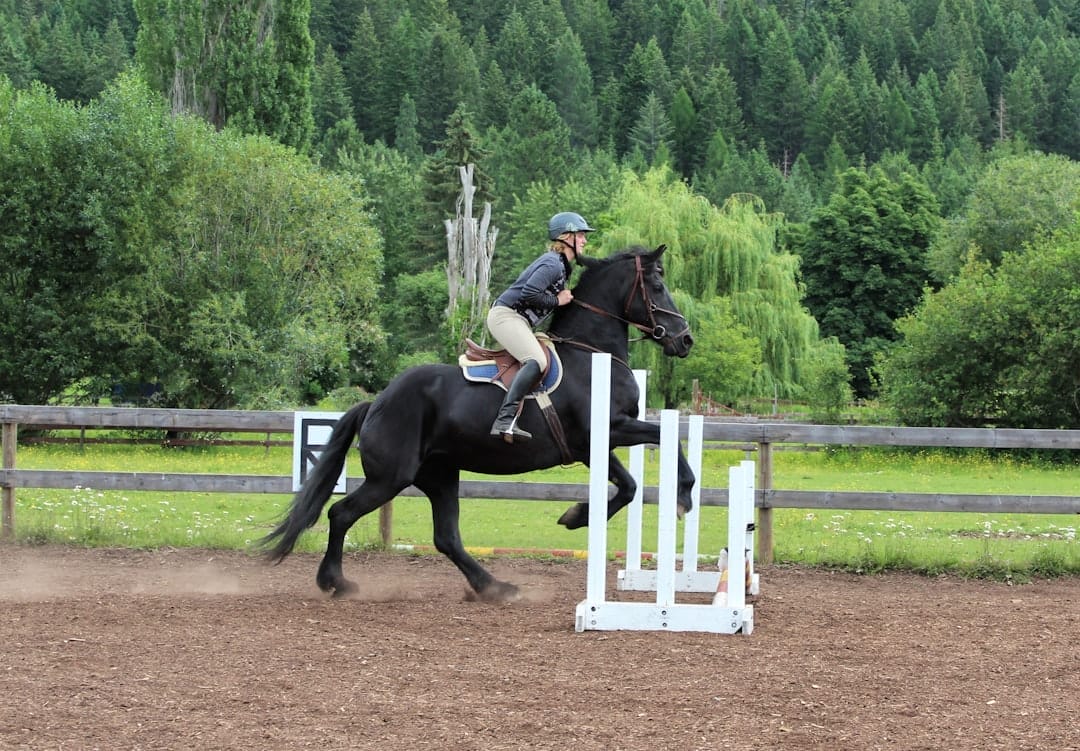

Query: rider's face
[[571, 231, 588, 254]]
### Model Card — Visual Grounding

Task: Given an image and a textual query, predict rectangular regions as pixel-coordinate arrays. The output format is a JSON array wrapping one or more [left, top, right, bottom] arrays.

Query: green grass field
[[8, 440, 1079, 580]]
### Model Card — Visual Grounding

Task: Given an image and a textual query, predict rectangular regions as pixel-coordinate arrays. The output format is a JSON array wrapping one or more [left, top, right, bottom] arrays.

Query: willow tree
[[134, 0, 315, 152], [601, 166, 819, 407]]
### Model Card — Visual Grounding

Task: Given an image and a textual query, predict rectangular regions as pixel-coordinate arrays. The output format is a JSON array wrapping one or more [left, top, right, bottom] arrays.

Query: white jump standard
[[574, 353, 756, 634], [615, 370, 759, 597]]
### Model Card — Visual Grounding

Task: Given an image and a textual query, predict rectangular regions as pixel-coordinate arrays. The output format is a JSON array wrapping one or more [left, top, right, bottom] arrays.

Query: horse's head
[[574, 245, 694, 357]]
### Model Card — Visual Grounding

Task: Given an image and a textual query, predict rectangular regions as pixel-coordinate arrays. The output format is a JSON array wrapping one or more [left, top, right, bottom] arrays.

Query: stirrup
[[491, 419, 533, 444]]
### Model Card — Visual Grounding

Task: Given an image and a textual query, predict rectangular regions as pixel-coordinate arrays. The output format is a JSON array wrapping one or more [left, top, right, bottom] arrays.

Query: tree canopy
[[2, 0, 1080, 426], [791, 167, 940, 397], [880, 222, 1080, 428], [0, 73, 383, 408], [601, 167, 819, 408]]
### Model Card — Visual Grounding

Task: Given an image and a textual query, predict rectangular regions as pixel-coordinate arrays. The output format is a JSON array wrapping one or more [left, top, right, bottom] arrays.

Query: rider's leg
[[490, 359, 542, 443], [485, 305, 548, 444]]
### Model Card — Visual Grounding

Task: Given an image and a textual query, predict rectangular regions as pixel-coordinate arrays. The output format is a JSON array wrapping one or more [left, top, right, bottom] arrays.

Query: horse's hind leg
[[414, 458, 519, 603], [557, 452, 637, 529], [318, 481, 400, 596]]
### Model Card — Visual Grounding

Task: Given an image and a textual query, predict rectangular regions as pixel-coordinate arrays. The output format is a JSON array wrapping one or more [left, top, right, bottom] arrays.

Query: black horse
[[262, 245, 695, 601]]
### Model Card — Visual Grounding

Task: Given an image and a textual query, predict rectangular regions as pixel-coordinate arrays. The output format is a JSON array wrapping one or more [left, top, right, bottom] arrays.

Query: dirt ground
[[0, 546, 1077, 751]]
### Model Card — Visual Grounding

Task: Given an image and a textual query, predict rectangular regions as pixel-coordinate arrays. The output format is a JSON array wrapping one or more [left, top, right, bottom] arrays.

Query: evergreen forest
[[1, 0, 1078, 428]]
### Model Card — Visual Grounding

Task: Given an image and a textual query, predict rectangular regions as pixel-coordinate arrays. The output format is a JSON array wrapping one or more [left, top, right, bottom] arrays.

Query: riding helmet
[[548, 211, 595, 240]]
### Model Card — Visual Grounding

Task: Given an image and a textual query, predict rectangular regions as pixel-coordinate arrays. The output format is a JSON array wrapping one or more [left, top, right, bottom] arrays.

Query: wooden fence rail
[[3, 405, 1079, 561]]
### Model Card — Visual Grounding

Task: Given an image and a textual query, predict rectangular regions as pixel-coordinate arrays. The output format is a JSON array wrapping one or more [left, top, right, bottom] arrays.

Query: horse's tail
[[260, 402, 372, 562]]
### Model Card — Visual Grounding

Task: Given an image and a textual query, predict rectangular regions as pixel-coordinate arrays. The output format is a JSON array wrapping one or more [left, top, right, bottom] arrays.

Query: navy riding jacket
[[493, 251, 572, 326]]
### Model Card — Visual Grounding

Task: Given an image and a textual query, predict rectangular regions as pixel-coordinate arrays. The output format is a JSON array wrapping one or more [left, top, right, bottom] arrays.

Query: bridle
[[572, 255, 691, 344]]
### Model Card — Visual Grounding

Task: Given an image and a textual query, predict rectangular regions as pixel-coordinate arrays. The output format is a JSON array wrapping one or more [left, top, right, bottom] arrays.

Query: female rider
[[485, 211, 595, 443]]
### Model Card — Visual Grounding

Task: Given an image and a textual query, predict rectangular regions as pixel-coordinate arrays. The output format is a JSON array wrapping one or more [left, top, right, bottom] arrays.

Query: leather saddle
[[458, 333, 563, 394]]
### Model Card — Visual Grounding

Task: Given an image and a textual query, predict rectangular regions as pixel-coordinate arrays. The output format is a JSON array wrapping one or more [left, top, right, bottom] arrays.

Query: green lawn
[[7, 441, 1079, 580]]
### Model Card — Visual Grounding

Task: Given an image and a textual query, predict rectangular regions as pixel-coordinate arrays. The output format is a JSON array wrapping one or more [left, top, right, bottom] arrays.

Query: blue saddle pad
[[458, 339, 563, 395]]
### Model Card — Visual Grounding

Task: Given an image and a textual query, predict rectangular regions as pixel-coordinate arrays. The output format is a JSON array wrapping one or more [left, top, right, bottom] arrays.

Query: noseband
[[573, 255, 692, 343]]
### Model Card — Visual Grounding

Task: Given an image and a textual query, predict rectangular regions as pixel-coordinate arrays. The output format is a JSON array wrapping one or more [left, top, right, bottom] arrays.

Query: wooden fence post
[[2, 421, 16, 539], [379, 502, 393, 547], [757, 441, 774, 564]]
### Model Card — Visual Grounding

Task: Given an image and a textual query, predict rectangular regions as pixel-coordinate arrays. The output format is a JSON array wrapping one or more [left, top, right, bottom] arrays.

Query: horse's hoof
[[468, 580, 520, 603], [331, 579, 358, 598], [557, 503, 587, 529]]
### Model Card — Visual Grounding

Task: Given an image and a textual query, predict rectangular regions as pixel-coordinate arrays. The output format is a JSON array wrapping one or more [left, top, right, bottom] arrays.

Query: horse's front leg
[[414, 457, 519, 603], [608, 414, 695, 518], [557, 452, 637, 530]]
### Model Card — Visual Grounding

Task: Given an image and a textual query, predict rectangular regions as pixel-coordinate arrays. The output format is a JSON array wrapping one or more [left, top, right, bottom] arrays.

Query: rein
[[545, 335, 633, 373], [571, 254, 691, 344]]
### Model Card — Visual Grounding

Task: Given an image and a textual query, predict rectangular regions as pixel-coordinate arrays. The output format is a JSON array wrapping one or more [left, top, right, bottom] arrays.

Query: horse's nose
[[683, 332, 695, 350]]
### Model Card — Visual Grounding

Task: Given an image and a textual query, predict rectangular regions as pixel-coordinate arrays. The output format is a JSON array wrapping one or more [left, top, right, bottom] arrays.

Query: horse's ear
[[652, 244, 668, 257]]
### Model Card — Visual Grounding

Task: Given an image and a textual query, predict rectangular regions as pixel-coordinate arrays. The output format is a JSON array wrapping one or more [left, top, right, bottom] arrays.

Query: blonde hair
[[549, 232, 576, 252]]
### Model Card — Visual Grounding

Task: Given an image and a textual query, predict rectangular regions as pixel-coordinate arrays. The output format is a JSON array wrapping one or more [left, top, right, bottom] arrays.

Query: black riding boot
[[490, 359, 542, 444]]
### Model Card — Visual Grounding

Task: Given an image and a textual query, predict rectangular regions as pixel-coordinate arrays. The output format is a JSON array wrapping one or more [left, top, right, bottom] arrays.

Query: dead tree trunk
[[445, 163, 498, 347]]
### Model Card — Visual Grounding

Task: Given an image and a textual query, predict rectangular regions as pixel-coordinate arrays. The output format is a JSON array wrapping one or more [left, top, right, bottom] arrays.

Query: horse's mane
[[576, 245, 651, 273], [555, 246, 654, 324]]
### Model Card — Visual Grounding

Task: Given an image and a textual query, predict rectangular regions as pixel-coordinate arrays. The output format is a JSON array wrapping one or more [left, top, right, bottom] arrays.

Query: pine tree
[[616, 38, 671, 155], [0, 14, 34, 87], [548, 28, 597, 148], [494, 9, 535, 89], [394, 94, 422, 161], [267, 0, 316, 153], [342, 10, 383, 140], [34, 12, 90, 101], [909, 70, 942, 163], [777, 152, 819, 224], [134, 0, 314, 152], [312, 45, 351, 137], [881, 82, 915, 156], [487, 84, 572, 201], [1035, 38, 1080, 159], [669, 5, 705, 81], [562, 0, 615, 83], [719, 0, 761, 124], [518, 0, 568, 95], [416, 26, 480, 146], [629, 92, 674, 166], [669, 86, 699, 177], [695, 64, 745, 150], [752, 24, 809, 164], [417, 105, 494, 272], [379, 11, 422, 137], [850, 49, 885, 161], [939, 54, 991, 146], [1002, 59, 1047, 146], [805, 65, 859, 167], [74, 18, 130, 96], [477, 59, 510, 131]]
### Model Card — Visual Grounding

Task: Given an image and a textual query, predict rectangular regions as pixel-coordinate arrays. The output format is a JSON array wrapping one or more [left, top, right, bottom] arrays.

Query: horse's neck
[[549, 306, 630, 360]]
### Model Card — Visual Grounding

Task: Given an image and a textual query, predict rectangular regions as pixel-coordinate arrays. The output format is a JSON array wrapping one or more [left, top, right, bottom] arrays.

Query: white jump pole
[[622, 369, 648, 574], [618, 413, 716, 593], [582, 352, 612, 608], [726, 461, 750, 609], [655, 409, 679, 607], [682, 414, 704, 574]]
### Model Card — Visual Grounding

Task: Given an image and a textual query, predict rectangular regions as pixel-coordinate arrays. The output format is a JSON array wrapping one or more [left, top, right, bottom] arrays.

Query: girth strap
[[534, 392, 573, 465]]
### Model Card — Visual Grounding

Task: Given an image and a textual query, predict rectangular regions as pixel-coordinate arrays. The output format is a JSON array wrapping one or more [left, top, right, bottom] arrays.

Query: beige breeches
[[486, 305, 546, 365]]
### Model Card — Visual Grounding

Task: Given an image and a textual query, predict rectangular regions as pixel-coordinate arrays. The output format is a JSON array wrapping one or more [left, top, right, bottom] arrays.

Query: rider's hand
[[557, 289, 574, 306]]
